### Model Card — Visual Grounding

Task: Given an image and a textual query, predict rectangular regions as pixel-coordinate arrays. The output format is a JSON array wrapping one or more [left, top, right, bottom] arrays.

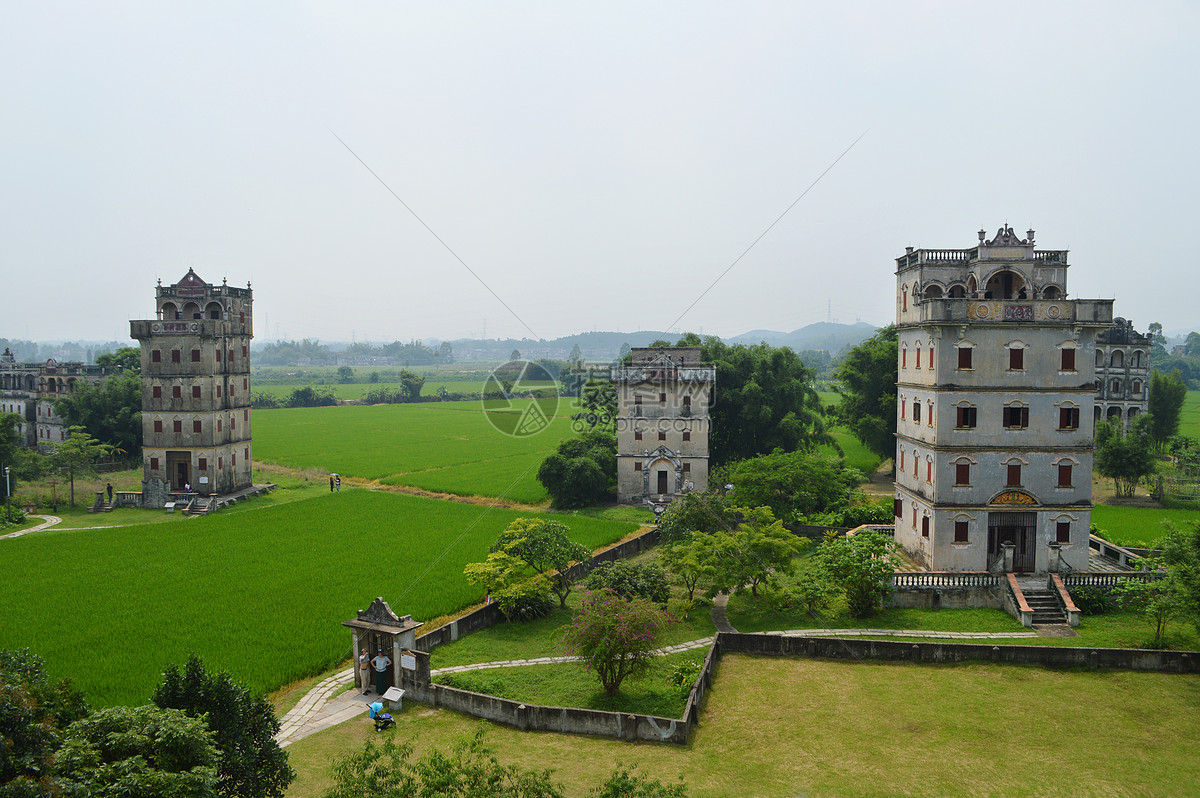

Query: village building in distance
[[1, 350, 118, 449], [893, 225, 1115, 574], [1094, 317, 1152, 428], [612, 347, 715, 504], [130, 270, 254, 506]]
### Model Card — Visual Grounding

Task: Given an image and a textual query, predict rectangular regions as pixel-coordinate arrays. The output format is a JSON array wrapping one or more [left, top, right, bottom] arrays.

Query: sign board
[[400, 654, 416, 670], [199, 476, 209, 484]]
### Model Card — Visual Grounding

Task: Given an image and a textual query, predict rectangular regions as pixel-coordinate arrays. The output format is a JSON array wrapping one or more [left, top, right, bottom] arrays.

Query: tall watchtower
[[130, 270, 254, 506], [893, 226, 1113, 574], [612, 347, 715, 504]]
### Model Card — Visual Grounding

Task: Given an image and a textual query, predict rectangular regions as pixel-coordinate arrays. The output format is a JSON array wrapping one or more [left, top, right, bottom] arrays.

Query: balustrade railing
[[892, 572, 999, 589], [1063, 572, 1163, 588]]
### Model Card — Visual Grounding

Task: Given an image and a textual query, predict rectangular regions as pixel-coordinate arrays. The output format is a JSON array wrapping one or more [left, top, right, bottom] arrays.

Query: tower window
[[902, 349, 907, 369], [152, 386, 162, 399], [955, 462, 970, 486], [152, 350, 161, 363], [1058, 463, 1073, 488], [193, 420, 201, 433], [150, 457, 159, 470], [958, 347, 972, 369], [1059, 407, 1080, 430], [634, 430, 642, 441], [173, 420, 182, 433], [172, 386, 181, 399], [913, 402, 921, 423], [915, 347, 921, 368], [926, 460, 932, 483], [634, 462, 642, 471], [198, 458, 207, 470], [683, 431, 691, 441], [954, 521, 969, 543], [1003, 406, 1029, 429], [683, 463, 691, 472], [154, 420, 162, 433], [1056, 522, 1071, 544], [1061, 348, 1076, 371], [659, 392, 666, 404], [171, 350, 181, 363], [894, 498, 903, 518], [921, 516, 929, 537], [1007, 463, 1022, 487], [191, 349, 200, 362], [1009, 347, 1024, 370], [657, 431, 665, 441], [193, 385, 201, 399]]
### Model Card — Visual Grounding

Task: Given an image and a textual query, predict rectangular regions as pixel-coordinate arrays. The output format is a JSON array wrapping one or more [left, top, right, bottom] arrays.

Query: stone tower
[[893, 225, 1113, 574], [130, 270, 254, 506], [612, 347, 715, 504]]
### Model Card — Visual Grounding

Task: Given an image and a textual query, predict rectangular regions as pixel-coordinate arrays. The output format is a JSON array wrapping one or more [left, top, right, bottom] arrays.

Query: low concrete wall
[[888, 587, 1002, 610], [415, 682, 691, 744], [718, 632, 1200, 673]]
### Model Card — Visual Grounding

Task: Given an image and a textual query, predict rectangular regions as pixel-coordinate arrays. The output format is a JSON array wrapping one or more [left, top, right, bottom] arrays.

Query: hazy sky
[[4, 2, 1197, 344]]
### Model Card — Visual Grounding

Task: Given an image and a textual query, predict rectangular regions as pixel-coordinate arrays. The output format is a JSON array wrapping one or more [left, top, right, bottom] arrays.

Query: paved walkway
[[710, 593, 736, 633], [0, 515, 61, 540], [769, 628, 1037, 639]]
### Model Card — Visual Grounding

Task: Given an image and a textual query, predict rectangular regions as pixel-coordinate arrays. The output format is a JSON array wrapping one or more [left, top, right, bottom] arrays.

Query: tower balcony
[[130, 319, 250, 340], [904, 298, 1113, 327]]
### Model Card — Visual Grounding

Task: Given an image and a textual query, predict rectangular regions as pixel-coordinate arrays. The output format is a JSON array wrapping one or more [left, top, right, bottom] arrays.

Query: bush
[[503, 591, 556, 623], [1069, 586, 1117, 615], [583, 561, 671, 605]]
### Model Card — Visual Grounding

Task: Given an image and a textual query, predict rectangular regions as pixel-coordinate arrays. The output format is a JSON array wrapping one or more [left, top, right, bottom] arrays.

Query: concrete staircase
[[1022, 589, 1066, 626]]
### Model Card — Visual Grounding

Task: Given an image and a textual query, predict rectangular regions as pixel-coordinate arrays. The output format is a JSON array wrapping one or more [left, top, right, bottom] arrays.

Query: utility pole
[[4, 466, 10, 522]]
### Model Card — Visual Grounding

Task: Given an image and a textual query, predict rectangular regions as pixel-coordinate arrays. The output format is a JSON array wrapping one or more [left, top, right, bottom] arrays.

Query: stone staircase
[[1021, 589, 1066, 626]]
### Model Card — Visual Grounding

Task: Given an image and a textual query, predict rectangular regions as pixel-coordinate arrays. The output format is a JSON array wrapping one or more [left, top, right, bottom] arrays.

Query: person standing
[[358, 648, 371, 695], [371, 649, 391, 695], [335, 475, 341, 492], [329, 475, 334, 492], [105, 483, 113, 503]]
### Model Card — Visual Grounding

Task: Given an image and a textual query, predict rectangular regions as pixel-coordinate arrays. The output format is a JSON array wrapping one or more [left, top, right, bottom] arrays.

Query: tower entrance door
[[166, 451, 191, 492], [987, 512, 1036, 573]]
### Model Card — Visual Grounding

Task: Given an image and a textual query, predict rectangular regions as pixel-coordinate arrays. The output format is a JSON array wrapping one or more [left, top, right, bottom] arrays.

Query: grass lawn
[[0, 489, 635, 706], [434, 649, 704, 719], [430, 591, 716, 671], [1090, 504, 1200, 547], [283, 655, 1200, 798]]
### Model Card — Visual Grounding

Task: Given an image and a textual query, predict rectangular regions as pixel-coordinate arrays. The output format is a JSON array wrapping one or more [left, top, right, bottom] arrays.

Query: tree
[[537, 430, 615, 509], [660, 537, 720, 602], [583, 560, 671, 604], [833, 324, 898, 470], [336, 366, 354, 383], [492, 519, 591, 608], [709, 506, 807, 597], [1094, 417, 1158, 497], [1110, 526, 1197, 648], [655, 490, 737, 545], [52, 369, 142, 455], [561, 588, 670, 697], [591, 765, 688, 798], [95, 346, 141, 372], [0, 649, 89, 795], [1, 412, 22, 505], [55, 705, 219, 798], [813, 529, 901, 618], [397, 370, 425, 402], [463, 551, 555, 621], [715, 448, 861, 525], [676, 336, 833, 465], [153, 655, 294, 798], [1148, 370, 1188, 448], [45, 427, 111, 507], [510, 348, 522, 361]]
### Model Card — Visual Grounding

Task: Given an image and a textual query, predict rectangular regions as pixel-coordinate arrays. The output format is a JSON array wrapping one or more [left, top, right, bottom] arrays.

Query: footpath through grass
[[283, 654, 1200, 798], [0, 489, 635, 706]]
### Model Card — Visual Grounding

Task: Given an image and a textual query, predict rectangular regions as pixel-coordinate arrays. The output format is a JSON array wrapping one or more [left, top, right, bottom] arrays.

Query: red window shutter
[[192, 385, 201, 399], [153, 386, 161, 399], [172, 386, 181, 399], [193, 420, 201, 433], [1061, 348, 1076, 371], [1007, 464, 1021, 487], [958, 347, 972, 369], [954, 521, 968, 543], [172, 350, 181, 363], [154, 420, 162, 433], [916, 347, 921, 368], [191, 349, 200, 362], [956, 463, 970, 485], [150, 457, 159, 470], [894, 498, 903, 518], [921, 516, 929, 538], [198, 458, 207, 470], [1058, 463, 1072, 488], [1056, 522, 1071, 544], [1009, 348, 1023, 370], [173, 420, 182, 433], [152, 350, 161, 363], [926, 461, 932, 483]]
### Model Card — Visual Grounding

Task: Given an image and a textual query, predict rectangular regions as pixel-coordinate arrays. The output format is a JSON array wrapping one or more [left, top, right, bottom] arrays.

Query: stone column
[[1001, 542, 1015, 573]]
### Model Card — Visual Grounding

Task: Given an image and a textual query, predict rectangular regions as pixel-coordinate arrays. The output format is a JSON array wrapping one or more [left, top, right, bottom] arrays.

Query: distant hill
[[727, 321, 880, 354]]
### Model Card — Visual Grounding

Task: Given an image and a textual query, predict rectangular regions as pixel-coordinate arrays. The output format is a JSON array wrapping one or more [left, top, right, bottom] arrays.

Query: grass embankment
[[726, 593, 1200, 650], [283, 655, 1200, 798], [0, 489, 635, 706], [254, 400, 579, 504]]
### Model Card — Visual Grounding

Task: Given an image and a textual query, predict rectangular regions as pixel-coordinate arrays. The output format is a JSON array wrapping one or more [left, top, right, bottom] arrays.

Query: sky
[[4, 1, 1198, 345]]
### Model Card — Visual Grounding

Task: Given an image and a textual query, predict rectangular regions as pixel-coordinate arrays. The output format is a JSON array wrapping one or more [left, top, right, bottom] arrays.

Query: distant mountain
[[728, 321, 880, 354]]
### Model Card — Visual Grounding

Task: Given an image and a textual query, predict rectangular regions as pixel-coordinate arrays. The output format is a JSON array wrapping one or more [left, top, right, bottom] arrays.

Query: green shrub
[[583, 560, 671, 605], [1068, 585, 1118, 615]]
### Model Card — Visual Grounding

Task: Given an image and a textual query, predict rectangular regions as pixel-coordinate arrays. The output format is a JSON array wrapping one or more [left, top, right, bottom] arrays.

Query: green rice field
[[0, 490, 636, 707], [253, 400, 579, 503], [1090, 504, 1200, 547]]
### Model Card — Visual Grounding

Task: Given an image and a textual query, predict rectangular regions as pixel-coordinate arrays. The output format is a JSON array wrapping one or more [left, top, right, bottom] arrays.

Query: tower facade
[[893, 226, 1113, 574], [612, 347, 715, 504], [130, 270, 254, 504], [1094, 318, 1151, 430]]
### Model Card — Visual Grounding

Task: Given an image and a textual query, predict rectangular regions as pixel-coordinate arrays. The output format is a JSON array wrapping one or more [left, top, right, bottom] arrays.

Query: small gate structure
[[342, 597, 423, 694]]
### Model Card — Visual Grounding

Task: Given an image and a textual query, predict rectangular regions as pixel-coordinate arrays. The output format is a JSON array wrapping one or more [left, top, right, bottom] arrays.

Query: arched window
[[1132, 351, 1143, 368], [924, 284, 943, 299], [1042, 285, 1062, 299], [161, 301, 179, 320], [1110, 351, 1124, 368], [1111, 379, 1121, 395], [1095, 349, 1104, 367], [948, 284, 966, 298], [984, 269, 1025, 300], [206, 302, 223, 320], [1133, 380, 1142, 394]]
